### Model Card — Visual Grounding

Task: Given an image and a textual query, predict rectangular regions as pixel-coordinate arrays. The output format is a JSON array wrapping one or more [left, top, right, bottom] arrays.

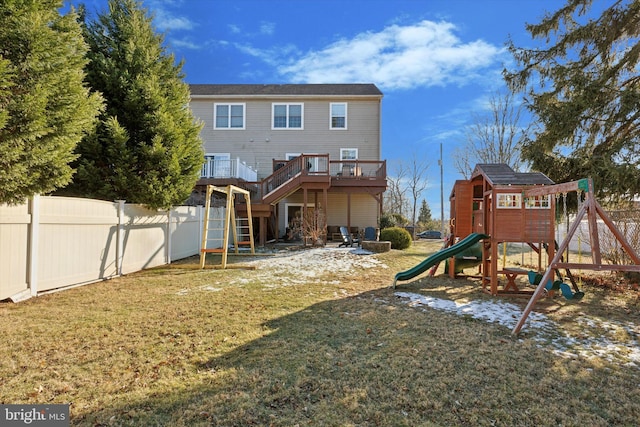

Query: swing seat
[[545, 280, 562, 291], [559, 283, 585, 300], [528, 271, 560, 291], [528, 271, 556, 289], [527, 271, 539, 285]]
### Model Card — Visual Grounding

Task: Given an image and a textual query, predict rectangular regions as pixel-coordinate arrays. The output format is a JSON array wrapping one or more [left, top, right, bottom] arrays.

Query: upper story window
[[340, 148, 358, 161], [340, 148, 359, 176], [330, 103, 347, 129], [215, 103, 245, 129], [273, 103, 303, 129]]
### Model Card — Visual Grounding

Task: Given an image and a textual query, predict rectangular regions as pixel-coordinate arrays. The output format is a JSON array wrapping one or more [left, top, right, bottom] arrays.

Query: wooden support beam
[[513, 201, 588, 334], [522, 179, 588, 197]]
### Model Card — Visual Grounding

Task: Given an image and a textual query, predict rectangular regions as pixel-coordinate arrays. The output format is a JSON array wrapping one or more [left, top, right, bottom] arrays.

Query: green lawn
[[1, 240, 639, 426]]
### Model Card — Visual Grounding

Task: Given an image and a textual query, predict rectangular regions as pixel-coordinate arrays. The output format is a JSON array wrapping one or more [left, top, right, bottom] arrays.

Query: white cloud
[[260, 21, 276, 35], [264, 20, 504, 91], [235, 43, 300, 67], [149, 2, 195, 32], [169, 37, 201, 50], [156, 14, 194, 31]]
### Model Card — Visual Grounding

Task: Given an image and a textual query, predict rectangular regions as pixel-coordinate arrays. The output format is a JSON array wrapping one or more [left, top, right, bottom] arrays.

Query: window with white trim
[[497, 193, 522, 209], [339, 148, 359, 176], [340, 148, 358, 161], [525, 195, 551, 209], [273, 103, 303, 129], [330, 103, 347, 129], [214, 103, 245, 129]]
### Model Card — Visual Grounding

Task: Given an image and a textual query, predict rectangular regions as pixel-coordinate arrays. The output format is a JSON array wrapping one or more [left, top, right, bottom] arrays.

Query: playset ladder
[[233, 216, 253, 252]]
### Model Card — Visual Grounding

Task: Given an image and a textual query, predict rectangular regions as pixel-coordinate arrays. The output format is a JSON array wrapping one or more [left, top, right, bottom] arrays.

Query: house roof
[[189, 83, 383, 97], [472, 164, 554, 186]]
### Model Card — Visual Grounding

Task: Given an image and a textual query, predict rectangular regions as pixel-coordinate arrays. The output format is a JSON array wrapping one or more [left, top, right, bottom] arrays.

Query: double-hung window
[[330, 103, 347, 129], [340, 148, 359, 176], [273, 103, 303, 129], [215, 103, 245, 129], [340, 148, 358, 161]]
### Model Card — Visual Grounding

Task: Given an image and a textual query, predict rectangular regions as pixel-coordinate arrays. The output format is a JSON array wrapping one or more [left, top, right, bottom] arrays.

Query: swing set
[[513, 177, 640, 333], [446, 164, 640, 333]]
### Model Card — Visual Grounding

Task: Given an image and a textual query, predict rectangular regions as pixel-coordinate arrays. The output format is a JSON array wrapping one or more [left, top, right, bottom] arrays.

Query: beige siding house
[[189, 84, 387, 245]]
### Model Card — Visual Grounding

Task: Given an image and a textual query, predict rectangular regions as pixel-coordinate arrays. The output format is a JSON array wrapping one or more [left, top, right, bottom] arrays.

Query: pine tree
[[505, 0, 640, 203], [66, 0, 204, 209], [418, 199, 432, 225], [0, 0, 102, 205]]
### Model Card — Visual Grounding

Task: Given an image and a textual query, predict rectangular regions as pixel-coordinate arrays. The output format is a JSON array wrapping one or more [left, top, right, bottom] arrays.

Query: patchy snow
[[247, 247, 387, 288], [252, 247, 386, 273], [394, 291, 554, 331], [182, 245, 640, 368], [395, 291, 640, 369]]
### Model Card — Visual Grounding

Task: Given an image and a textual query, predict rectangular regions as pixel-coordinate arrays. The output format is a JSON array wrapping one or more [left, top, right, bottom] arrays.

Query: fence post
[[116, 200, 125, 276], [28, 194, 40, 296], [166, 209, 172, 264], [198, 205, 204, 253]]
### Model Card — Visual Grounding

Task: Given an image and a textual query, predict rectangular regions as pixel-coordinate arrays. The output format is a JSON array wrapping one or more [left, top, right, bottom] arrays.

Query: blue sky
[[66, 0, 579, 218]]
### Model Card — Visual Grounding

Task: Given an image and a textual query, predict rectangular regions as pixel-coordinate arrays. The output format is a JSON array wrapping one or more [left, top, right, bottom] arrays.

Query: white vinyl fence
[[0, 195, 206, 302]]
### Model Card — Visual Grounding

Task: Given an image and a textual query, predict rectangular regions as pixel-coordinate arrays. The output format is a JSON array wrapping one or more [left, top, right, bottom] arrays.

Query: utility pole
[[440, 142, 444, 237]]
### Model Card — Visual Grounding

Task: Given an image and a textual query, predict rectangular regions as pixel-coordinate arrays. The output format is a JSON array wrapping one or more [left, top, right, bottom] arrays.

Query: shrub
[[391, 213, 409, 226], [379, 214, 396, 230], [380, 226, 412, 250]]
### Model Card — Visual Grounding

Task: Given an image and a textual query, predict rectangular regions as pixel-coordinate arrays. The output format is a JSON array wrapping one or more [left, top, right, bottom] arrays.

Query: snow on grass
[[395, 291, 640, 368], [249, 247, 387, 288], [185, 246, 640, 368]]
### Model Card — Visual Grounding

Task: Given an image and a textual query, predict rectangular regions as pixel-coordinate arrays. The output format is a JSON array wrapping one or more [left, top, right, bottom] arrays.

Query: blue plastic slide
[[393, 233, 489, 288]]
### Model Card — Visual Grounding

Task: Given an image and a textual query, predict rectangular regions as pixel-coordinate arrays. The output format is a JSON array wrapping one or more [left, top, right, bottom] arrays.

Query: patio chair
[[338, 226, 360, 247], [363, 226, 377, 241]]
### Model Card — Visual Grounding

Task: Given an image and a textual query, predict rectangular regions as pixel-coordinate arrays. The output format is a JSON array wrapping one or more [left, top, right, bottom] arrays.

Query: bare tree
[[384, 161, 408, 216], [384, 157, 429, 230], [454, 90, 529, 178], [406, 155, 430, 227]]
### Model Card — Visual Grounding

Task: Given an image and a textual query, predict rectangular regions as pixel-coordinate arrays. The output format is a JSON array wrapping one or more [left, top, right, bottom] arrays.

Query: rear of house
[[189, 84, 387, 244]]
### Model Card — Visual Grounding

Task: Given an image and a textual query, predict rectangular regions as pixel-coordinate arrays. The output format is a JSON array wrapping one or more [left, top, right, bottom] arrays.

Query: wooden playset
[[447, 164, 640, 333], [394, 163, 640, 332], [449, 164, 559, 295]]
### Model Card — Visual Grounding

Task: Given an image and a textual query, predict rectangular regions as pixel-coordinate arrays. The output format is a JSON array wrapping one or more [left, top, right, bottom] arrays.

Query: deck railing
[[329, 159, 386, 179], [201, 158, 257, 181], [261, 154, 330, 198], [242, 156, 386, 202]]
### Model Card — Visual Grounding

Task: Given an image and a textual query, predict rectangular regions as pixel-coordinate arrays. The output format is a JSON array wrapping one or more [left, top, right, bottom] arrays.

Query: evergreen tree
[[67, 0, 203, 209], [505, 0, 640, 203], [0, 0, 102, 205], [418, 199, 432, 224]]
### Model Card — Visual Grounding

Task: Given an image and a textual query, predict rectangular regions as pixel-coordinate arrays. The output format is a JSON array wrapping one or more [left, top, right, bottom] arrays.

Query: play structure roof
[[471, 164, 554, 186]]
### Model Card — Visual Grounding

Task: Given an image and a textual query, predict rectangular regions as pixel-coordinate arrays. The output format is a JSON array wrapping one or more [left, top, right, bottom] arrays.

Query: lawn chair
[[338, 226, 360, 247], [363, 226, 377, 241]]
